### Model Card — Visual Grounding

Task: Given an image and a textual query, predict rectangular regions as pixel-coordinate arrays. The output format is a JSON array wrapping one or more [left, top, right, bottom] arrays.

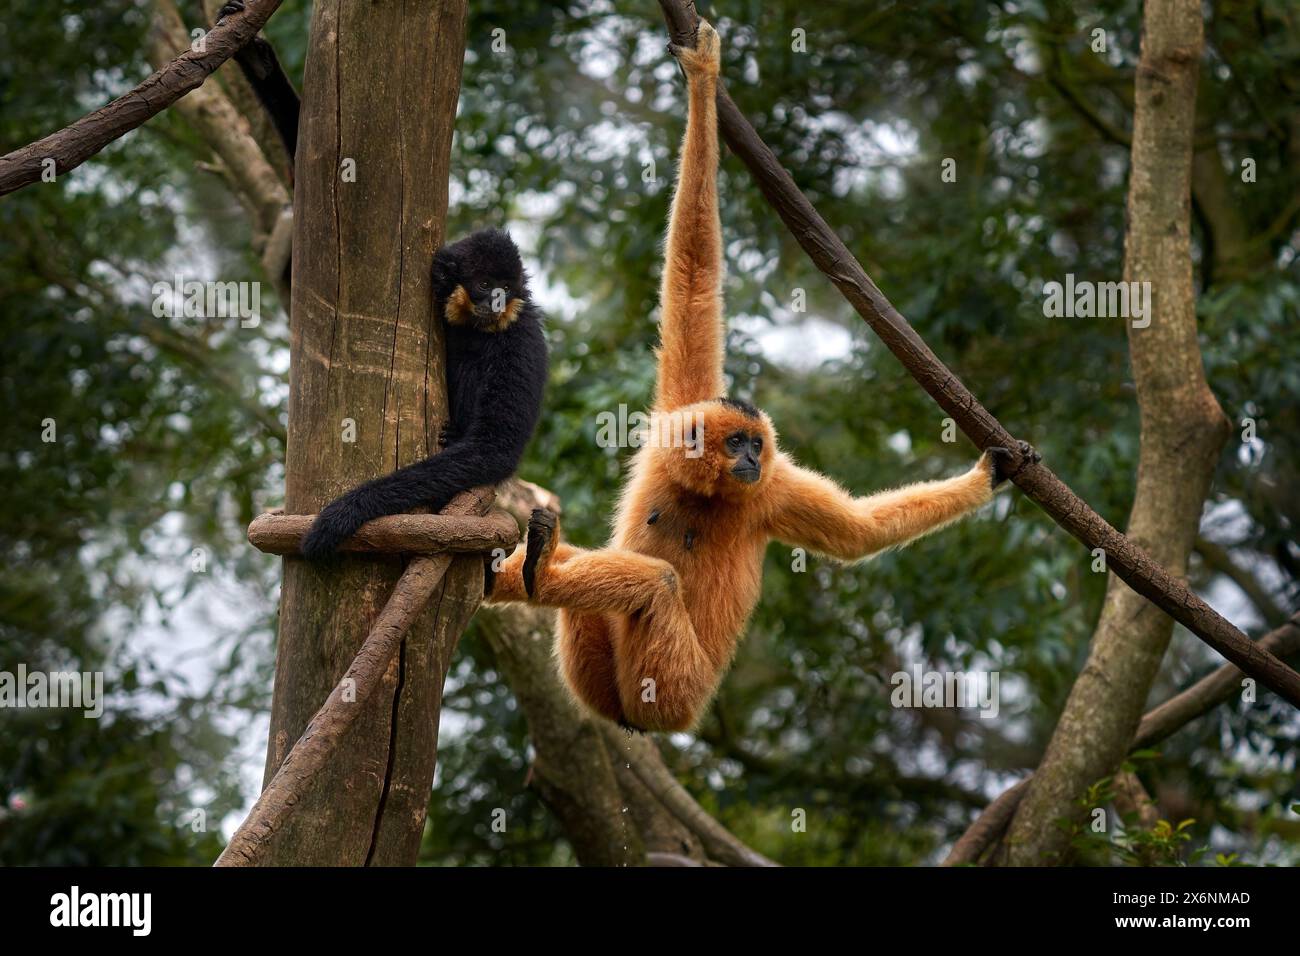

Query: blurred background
[[1, 0, 1297, 866]]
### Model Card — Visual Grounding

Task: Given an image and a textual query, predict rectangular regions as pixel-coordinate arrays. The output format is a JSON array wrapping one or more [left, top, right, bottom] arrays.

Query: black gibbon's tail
[[299, 439, 520, 559]]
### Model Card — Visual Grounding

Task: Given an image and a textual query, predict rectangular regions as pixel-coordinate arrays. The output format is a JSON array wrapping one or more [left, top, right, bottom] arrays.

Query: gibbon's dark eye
[[476, 279, 492, 292], [752, 437, 763, 453], [726, 433, 746, 453]]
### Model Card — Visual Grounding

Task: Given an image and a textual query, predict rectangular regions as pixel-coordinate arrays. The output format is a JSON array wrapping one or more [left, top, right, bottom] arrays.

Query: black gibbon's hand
[[985, 441, 1040, 488], [438, 420, 461, 449], [300, 495, 367, 560]]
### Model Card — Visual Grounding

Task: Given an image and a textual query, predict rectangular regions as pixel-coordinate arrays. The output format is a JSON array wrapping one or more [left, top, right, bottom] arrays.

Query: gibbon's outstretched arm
[[217, 1, 300, 159], [654, 22, 725, 412], [762, 446, 1031, 561]]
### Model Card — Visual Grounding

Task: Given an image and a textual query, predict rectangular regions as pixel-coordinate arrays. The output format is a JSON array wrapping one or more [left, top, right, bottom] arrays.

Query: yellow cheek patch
[[444, 284, 473, 326], [489, 296, 524, 331]]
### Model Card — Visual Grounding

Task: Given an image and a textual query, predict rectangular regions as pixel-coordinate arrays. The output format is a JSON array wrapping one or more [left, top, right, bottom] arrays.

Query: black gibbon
[[485, 21, 1035, 732], [215, 5, 549, 557], [301, 228, 549, 558]]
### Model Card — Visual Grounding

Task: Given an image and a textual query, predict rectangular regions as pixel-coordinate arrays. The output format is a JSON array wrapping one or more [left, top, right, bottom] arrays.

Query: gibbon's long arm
[[762, 453, 997, 562], [653, 23, 726, 412], [217, 1, 299, 158]]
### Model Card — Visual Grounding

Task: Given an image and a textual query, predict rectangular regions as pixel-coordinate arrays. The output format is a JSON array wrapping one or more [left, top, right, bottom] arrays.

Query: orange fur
[[445, 285, 524, 331], [444, 285, 473, 326], [486, 22, 997, 732]]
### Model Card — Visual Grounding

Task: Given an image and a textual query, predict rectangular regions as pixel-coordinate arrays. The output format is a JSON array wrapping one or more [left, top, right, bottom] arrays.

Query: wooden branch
[[942, 612, 1300, 865], [654, 0, 1300, 709], [0, 0, 285, 197], [216, 488, 492, 867], [247, 510, 519, 555], [607, 723, 780, 867]]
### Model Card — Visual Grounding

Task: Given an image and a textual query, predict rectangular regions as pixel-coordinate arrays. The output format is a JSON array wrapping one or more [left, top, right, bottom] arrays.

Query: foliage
[[1, 0, 1297, 866]]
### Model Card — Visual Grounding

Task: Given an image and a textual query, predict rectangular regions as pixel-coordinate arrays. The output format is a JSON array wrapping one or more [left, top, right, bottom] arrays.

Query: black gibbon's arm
[[216, 1, 300, 159], [300, 230, 549, 560], [299, 354, 545, 559]]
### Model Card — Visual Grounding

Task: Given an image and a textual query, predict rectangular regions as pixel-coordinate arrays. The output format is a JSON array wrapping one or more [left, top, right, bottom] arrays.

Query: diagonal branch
[[943, 611, 1300, 865], [0, 0, 285, 197], [215, 487, 494, 867], [654, 0, 1300, 708]]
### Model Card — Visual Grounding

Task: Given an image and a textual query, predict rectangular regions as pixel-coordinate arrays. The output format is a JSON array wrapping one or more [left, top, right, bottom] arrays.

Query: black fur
[[522, 508, 558, 598], [300, 230, 549, 559], [986, 441, 1040, 488], [717, 396, 761, 419], [217, 3, 300, 160]]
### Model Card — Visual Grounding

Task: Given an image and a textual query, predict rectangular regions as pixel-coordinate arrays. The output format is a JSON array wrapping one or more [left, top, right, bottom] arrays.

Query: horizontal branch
[[216, 488, 494, 867], [655, 0, 1300, 709], [0, 0, 284, 197], [942, 611, 1300, 865], [247, 510, 519, 555]]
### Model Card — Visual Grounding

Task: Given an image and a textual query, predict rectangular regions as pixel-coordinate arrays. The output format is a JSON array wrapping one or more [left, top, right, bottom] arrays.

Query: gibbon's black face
[[438, 229, 530, 333], [725, 429, 765, 483]]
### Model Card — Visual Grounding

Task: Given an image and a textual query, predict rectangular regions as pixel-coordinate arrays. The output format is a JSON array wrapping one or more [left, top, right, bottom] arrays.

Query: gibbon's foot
[[522, 508, 559, 598], [668, 19, 721, 79], [216, 0, 244, 23], [617, 717, 647, 737], [437, 421, 461, 450], [300, 499, 363, 560], [522, 508, 558, 597], [985, 441, 1040, 488]]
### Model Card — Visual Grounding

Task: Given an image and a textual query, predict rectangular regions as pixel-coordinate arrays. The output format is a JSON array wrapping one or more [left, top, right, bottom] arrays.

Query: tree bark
[[0, 0, 285, 196], [1000, 0, 1232, 865], [257, 0, 470, 866], [217, 489, 491, 866]]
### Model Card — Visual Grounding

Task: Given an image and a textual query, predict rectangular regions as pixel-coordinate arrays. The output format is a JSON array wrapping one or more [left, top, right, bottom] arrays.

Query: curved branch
[[246, 510, 519, 555], [654, 0, 1300, 709], [0, 0, 285, 197]]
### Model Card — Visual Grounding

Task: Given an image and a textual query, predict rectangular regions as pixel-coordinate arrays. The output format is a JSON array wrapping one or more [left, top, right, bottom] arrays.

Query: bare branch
[[0, 0, 285, 197], [943, 612, 1300, 865], [247, 510, 519, 555]]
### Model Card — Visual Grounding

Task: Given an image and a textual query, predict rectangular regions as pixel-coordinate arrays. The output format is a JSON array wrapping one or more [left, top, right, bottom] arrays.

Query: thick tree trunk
[[258, 0, 470, 866], [1000, 0, 1231, 865]]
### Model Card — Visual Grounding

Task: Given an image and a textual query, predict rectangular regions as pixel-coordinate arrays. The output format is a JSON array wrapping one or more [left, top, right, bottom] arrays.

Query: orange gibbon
[[486, 21, 1035, 732]]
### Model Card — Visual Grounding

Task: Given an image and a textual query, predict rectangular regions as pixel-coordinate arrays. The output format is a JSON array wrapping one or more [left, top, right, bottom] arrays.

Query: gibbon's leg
[[492, 511, 682, 613], [654, 21, 726, 412], [490, 511, 716, 731], [612, 589, 719, 733], [217, 1, 300, 159], [554, 610, 625, 725], [763, 446, 1036, 562]]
